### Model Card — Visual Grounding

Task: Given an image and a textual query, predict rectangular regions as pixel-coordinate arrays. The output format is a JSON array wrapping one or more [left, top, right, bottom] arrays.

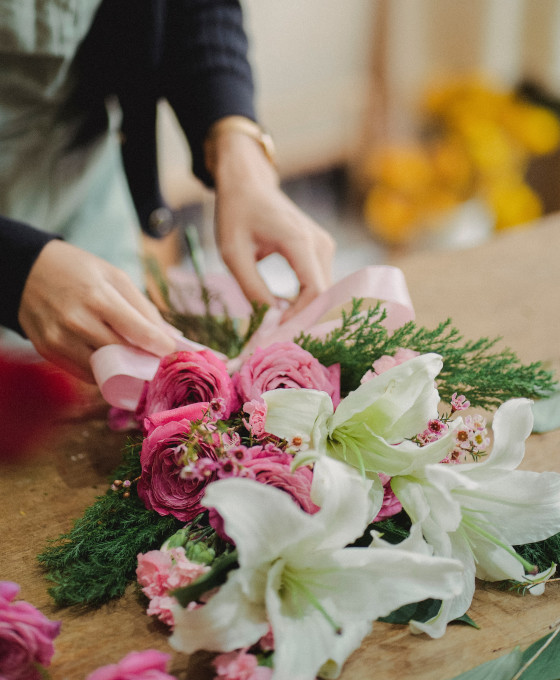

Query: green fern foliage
[[297, 300, 556, 408]]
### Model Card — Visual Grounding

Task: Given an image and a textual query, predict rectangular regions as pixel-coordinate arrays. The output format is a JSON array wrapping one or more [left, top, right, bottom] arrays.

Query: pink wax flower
[[233, 342, 340, 407], [213, 650, 273, 680], [372, 473, 402, 521], [450, 392, 470, 412], [0, 581, 61, 680], [85, 649, 174, 680], [136, 547, 209, 628], [136, 350, 235, 422], [137, 416, 220, 522], [361, 348, 420, 383]]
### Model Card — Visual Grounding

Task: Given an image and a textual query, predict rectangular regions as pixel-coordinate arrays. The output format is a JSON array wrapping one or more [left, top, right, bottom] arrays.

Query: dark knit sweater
[[0, 0, 256, 334]]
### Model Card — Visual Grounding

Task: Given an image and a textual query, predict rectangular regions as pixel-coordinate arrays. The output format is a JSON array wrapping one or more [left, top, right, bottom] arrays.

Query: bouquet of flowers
[[37, 266, 560, 680]]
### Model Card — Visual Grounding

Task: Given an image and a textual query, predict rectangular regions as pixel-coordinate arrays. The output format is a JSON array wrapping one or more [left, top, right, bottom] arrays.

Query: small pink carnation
[[213, 650, 273, 680], [85, 650, 174, 680], [136, 547, 209, 628], [0, 581, 61, 680], [242, 400, 268, 440], [361, 348, 420, 383]]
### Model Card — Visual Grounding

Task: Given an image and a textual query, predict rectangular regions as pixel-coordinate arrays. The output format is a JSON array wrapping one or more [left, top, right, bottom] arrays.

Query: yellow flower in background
[[363, 73, 560, 246], [484, 177, 542, 231], [500, 103, 560, 155]]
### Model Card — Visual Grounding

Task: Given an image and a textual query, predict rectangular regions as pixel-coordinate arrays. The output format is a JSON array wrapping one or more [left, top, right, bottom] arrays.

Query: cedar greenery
[[37, 442, 183, 606], [296, 299, 556, 408]]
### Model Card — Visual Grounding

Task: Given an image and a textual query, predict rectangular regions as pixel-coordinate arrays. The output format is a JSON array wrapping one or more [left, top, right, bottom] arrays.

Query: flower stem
[[462, 516, 537, 574]]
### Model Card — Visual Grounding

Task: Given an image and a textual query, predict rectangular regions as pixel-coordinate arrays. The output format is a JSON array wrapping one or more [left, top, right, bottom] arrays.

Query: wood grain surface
[[1, 216, 559, 679]]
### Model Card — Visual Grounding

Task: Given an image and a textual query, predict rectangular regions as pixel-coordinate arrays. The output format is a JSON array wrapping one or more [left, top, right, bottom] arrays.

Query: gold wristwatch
[[204, 116, 277, 177]]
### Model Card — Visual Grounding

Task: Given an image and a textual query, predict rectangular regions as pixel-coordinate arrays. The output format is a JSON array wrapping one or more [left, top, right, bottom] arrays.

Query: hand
[[210, 127, 335, 319], [18, 241, 176, 382]]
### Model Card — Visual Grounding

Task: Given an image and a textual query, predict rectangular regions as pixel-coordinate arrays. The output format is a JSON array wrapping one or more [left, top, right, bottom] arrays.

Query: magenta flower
[[136, 350, 235, 422], [233, 342, 340, 407], [85, 650, 174, 680], [137, 415, 220, 522], [0, 581, 61, 680]]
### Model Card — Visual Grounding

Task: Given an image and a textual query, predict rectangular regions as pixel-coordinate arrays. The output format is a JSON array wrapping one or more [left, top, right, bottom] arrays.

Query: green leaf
[[172, 549, 238, 607], [378, 598, 441, 624], [518, 629, 560, 679], [454, 612, 480, 629], [446, 628, 560, 680], [447, 648, 523, 680]]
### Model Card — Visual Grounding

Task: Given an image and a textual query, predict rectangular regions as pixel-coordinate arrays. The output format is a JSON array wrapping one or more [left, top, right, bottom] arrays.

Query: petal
[[330, 354, 442, 443], [203, 478, 317, 566], [263, 388, 333, 450], [330, 547, 464, 624], [266, 559, 352, 680], [409, 533, 476, 638], [310, 457, 373, 551], [480, 398, 533, 470], [455, 469, 560, 545], [169, 571, 268, 654]]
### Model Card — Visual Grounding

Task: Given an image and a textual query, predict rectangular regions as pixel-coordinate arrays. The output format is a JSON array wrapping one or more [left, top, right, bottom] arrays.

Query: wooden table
[[2, 216, 559, 679]]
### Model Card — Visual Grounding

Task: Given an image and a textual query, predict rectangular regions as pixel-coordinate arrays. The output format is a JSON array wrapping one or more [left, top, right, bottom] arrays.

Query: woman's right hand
[[18, 240, 176, 383]]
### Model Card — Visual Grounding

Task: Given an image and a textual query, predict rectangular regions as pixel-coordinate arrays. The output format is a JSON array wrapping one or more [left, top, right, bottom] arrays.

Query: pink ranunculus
[[243, 446, 319, 515], [0, 581, 61, 680], [85, 650, 174, 680], [233, 342, 340, 407], [136, 350, 235, 422], [137, 417, 220, 522], [143, 402, 210, 436], [213, 650, 273, 680]]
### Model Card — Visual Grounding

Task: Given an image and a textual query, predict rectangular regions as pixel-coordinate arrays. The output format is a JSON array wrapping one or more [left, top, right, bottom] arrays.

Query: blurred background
[[148, 0, 560, 294]]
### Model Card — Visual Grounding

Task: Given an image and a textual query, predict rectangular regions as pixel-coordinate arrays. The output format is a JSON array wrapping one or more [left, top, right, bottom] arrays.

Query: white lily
[[263, 353, 458, 476], [391, 398, 560, 638], [170, 456, 464, 680]]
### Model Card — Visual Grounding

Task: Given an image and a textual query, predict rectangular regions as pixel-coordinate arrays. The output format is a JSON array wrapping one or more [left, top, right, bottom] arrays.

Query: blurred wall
[[157, 0, 377, 208]]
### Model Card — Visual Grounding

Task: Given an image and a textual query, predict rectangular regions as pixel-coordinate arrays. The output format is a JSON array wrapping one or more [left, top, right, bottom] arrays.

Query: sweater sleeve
[[0, 217, 61, 335], [161, 0, 257, 187]]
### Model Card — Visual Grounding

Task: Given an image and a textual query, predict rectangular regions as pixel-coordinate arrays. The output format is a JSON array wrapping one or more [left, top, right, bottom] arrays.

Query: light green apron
[[0, 0, 144, 291]]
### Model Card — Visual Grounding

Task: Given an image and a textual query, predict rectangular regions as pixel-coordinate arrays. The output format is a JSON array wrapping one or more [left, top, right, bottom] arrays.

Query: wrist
[[204, 116, 278, 187]]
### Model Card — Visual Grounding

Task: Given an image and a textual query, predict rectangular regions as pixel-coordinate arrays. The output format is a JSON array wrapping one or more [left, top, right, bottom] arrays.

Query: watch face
[[148, 207, 175, 237]]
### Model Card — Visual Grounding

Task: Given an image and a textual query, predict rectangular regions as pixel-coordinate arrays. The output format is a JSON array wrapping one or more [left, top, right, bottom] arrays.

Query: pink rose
[[85, 650, 174, 680], [136, 350, 235, 422], [213, 650, 273, 680], [0, 581, 61, 680], [233, 342, 340, 407], [137, 417, 219, 522]]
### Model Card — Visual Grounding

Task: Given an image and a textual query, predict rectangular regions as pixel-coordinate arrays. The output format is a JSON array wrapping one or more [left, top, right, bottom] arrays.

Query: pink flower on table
[[136, 350, 235, 423], [213, 650, 272, 680], [136, 547, 209, 628], [85, 649, 174, 680], [137, 410, 220, 522], [0, 581, 61, 680], [360, 347, 420, 383], [233, 342, 340, 407]]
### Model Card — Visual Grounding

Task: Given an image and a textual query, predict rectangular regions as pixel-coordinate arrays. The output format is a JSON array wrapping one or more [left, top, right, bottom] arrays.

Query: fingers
[[219, 238, 277, 309]]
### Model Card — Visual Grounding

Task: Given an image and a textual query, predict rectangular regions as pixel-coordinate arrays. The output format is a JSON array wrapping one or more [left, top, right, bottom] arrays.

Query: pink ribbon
[[90, 265, 414, 410]]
